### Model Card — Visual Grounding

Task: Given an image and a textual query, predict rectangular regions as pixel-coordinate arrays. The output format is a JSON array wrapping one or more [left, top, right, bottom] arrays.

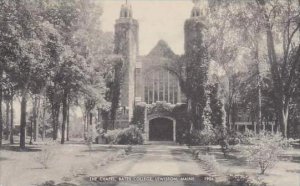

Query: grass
[[190, 145, 300, 186], [0, 139, 125, 186]]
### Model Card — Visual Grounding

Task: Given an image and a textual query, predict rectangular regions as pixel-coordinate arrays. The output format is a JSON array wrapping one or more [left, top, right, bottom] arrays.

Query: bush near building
[[102, 126, 143, 145]]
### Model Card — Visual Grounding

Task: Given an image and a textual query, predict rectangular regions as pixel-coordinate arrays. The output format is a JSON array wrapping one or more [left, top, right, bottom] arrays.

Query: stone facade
[[113, 3, 139, 128], [113, 2, 206, 142]]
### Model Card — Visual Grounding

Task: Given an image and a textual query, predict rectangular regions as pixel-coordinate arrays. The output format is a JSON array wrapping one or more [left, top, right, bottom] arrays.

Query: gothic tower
[[184, 0, 209, 130], [184, 0, 207, 54], [114, 2, 139, 122]]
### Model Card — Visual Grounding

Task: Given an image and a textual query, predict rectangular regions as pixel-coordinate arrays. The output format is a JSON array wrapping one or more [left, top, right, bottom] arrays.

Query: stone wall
[[114, 18, 139, 122]]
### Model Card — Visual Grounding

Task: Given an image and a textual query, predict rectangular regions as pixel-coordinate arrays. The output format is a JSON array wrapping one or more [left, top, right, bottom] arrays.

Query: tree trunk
[[5, 100, 10, 140], [61, 91, 68, 144], [101, 110, 109, 132], [10, 95, 14, 144], [282, 108, 289, 138], [29, 118, 33, 145], [187, 99, 194, 133], [90, 112, 93, 126], [52, 104, 60, 140], [255, 31, 262, 134], [20, 92, 28, 149], [83, 112, 87, 140], [226, 104, 232, 130], [257, 80, 262, 133], [231, 101, 237, 130], [36, 95, 41, 141], [89, 112, 93, 142], [0, 69, 3, 147], [66, 101, 70, 141], [33, 96, 38, 141], [97, 108, 101, 126], [86, 112, 90, 141], [41, 97, 46, 140], [265, 23, 286, 136]]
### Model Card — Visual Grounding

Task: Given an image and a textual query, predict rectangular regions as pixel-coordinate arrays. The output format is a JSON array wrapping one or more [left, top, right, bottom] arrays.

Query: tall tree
[[0, 67, 2, 147], [0, 0, 19, 147], [5, 0, 50, 149], [254, 0, 300, 137]]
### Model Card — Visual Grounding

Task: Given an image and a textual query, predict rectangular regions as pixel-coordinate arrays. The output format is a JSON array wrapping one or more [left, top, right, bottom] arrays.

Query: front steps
[[144, 141, 177, 145]]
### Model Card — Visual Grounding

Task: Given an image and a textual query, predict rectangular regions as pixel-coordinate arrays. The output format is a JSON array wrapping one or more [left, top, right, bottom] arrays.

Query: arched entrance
[[149, 118, 173, 141], [145, 116, 176, 142]]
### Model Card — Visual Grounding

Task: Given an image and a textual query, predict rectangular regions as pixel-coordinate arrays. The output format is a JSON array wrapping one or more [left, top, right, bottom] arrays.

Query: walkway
[[84, 145, 216, 186]]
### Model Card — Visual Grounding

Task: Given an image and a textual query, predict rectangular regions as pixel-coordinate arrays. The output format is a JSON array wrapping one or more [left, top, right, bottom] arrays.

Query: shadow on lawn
[[287, 169, 300, 173], [191, 147, 248, 167], [278, 153, 300, 163], [80, 145, 132, 153], [209, 151, 248, 167], [0, 144, 41, 152], [37, 181, 78, 186], [0, 157, 9, 161], [170, 148, 197, 163], [291, 156, 300, 163], [286, 155, 300, 163], [176, 146, 240, 165]]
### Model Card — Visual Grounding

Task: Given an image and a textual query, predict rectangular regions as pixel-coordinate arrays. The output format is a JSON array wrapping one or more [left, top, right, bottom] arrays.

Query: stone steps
[[144, 141, 177, 145]]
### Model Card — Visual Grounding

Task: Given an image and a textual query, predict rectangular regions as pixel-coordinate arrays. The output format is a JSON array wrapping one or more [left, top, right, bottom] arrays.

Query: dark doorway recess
[[149, 118, 173, 141]]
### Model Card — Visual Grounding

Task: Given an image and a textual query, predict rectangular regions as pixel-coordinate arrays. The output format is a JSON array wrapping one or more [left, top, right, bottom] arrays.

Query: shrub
[[114, 126, 144, 145], [241, 132, 290, 174], [103, 126, 143, 145], [197, 154, 220, 172], [69, 166, 87, 177], [212, 126, 230, 156], [228, 173, 252, 186], [238, 130, 256, 145], [225, 130, 242, 145], [227, 173, 267, 186], [187, 128, 217, 146], [125, 145, 133, 154], [103, 129, 122, 144], [34, 146, 56, 169], [38, 180, 55, 186]]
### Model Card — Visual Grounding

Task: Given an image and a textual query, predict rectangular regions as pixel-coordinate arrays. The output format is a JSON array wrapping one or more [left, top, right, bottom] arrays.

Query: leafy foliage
[[103, 126, 144, 145], [114, 126, 144, 145], [146, 101, 175, 116], [241, 132, 290, 174], [187, 128, 217, 146], [131, 103, 146, 131], [103, 128, 122, 144], [227, 173, 267, 186], [34, 145, 56, 169]]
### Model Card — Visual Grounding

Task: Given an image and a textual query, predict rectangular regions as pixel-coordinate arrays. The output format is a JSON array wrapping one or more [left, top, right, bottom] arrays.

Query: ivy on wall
[[146, 101, 175, 116], [110, 56, 124, 129], [131, 102, 146, 131], [100, 55, 124, 130]]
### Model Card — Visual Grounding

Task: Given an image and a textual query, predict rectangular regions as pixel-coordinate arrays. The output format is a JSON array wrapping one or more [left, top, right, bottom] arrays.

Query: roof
[[147, 40, 176, 59]]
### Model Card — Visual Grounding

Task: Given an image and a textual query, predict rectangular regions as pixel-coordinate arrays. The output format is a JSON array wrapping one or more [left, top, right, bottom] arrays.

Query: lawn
[[190, 145, 300, 186], [0, 139, 128, 186]]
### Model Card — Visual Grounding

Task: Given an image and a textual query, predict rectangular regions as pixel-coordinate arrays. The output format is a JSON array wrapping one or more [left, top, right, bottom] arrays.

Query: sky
[[11, 0, 194, 125], [100, 0, 194, 55]]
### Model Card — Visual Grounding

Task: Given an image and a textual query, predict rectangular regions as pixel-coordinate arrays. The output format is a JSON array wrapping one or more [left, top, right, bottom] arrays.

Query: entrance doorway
[[149, 118, 173, 141]]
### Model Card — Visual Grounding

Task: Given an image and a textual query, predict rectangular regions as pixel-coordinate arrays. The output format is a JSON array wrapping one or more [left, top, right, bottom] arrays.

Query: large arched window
[[144, 69, 181, 104]]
